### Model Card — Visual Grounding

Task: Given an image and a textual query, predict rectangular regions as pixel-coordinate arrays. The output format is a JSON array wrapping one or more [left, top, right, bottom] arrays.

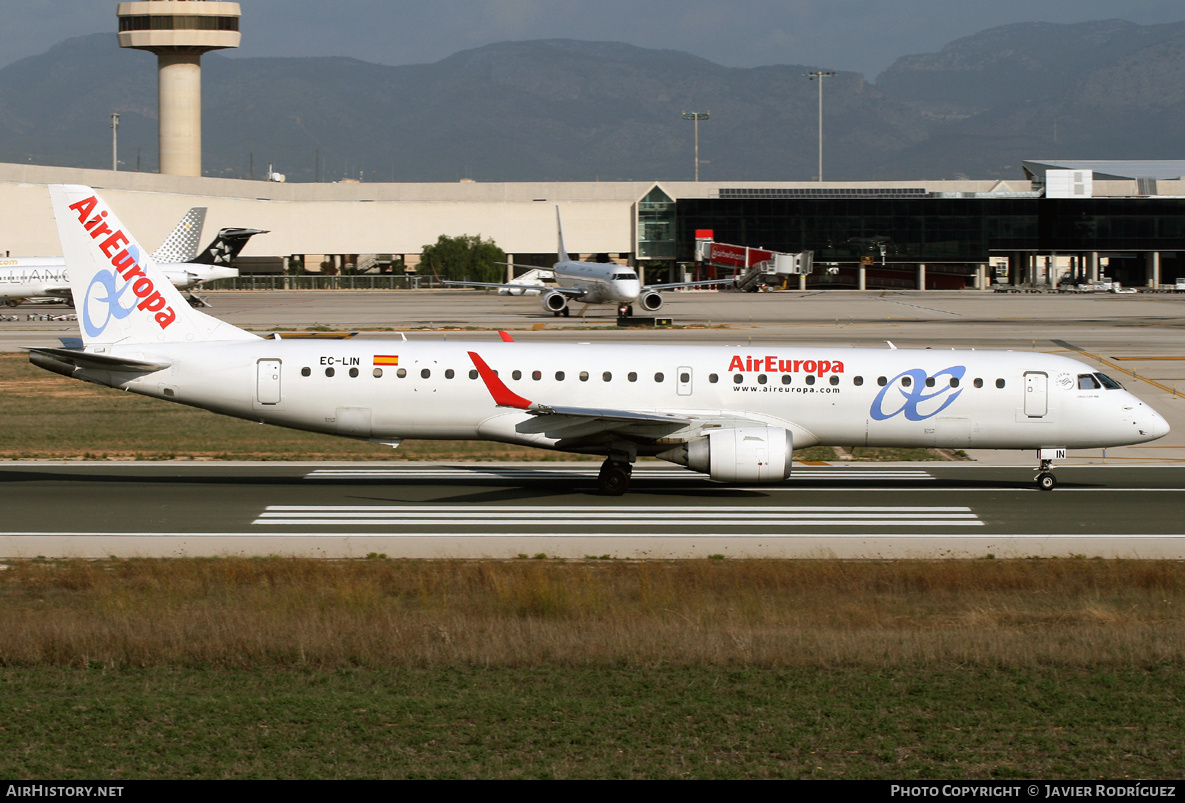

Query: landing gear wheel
[[598, 461, 632, 495], [5, 299, 18, 308], [1036, 472, 1056, 491], [562, 307, 570, 317]]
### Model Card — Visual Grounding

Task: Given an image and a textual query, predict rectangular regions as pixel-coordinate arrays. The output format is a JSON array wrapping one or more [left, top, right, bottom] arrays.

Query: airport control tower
[[116, 1, 241, 176]]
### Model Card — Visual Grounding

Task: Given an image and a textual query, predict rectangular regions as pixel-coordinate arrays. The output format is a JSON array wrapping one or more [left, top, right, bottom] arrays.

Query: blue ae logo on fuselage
[[869, 366, 966, 421], [82, 244, 141, 338]]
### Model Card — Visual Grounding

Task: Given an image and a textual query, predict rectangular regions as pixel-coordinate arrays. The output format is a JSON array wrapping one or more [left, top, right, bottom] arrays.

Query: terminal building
[[4, 6, 1181, 292], [1, 159, 1183, 291]]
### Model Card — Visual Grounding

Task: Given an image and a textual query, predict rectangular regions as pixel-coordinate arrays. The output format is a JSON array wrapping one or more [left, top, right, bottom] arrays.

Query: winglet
[[498, 331, 515, 342], [468, 351, 533, 409]]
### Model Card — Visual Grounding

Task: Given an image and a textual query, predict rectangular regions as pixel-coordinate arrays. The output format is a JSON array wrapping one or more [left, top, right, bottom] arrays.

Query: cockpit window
[[1077, 374, 1101, 390], [1095, 373, 1124, 390], [611, 273, 637, 281]]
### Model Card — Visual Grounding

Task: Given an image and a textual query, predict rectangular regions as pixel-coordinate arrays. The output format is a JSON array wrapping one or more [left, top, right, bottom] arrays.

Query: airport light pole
[[111, 112, 119, 171], [682, 111, 710, 181], [804, 71, 835, 181]]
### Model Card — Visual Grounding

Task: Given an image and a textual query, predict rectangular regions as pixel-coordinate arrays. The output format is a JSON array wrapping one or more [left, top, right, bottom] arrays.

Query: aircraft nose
[[1145, 407, 1170, 440]]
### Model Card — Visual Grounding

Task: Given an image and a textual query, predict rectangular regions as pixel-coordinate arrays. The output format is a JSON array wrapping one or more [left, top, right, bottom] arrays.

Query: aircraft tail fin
[[149, 207, 207, 264], [191, 227, 268, 266], [556, 206, 570, 263], [48, 185, 258, 347]]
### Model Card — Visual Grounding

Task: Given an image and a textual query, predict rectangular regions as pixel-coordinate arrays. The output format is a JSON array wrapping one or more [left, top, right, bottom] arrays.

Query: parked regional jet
[[30, 186, 1169, 494], [445, 208, 727, 317], [0, 207, 261, 307]]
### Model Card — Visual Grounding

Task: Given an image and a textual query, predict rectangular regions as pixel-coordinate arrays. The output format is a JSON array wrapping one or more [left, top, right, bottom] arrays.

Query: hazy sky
[[7, 0, 1185, 79]]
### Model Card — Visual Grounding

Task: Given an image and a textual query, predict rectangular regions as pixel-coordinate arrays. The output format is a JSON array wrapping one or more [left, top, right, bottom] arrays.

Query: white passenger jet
[[30, 185, 1169, 494], [0, 208, 257, 307], [444, 208, 727, 317]]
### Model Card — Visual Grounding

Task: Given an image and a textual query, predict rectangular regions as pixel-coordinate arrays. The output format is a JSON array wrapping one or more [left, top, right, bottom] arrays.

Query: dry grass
[[2, 557, 1182, 669]]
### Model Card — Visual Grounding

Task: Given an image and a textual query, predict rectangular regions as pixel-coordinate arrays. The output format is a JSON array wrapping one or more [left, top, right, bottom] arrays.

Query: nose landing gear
[[1034, 448, 1065, 491]]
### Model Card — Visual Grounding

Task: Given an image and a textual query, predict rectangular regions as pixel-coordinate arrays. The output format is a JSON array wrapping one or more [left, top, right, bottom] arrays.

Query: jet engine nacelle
[[658, 427, 793, 483], [542, 291, 569, 314], [639, 291, 664, 312]]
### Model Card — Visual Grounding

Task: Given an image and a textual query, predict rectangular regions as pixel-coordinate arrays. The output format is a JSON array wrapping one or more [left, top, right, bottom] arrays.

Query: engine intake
[[542, 291, 568, 313], [658, 427, 793, 483], [639, 291, 664, 312]]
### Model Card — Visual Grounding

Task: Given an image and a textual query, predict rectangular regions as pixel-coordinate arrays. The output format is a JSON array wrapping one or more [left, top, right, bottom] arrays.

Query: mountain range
[[0, 19, 1182, 183]]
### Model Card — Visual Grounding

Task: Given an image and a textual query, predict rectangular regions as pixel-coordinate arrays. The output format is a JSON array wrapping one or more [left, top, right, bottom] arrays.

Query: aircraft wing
[[444, 279, 586, 297], [467, 351, 761, 441], [643, 278, 734, 292]]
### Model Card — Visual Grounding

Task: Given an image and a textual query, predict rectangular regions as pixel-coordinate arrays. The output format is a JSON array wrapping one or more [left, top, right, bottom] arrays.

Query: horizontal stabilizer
[[26, 346, 170, 373]]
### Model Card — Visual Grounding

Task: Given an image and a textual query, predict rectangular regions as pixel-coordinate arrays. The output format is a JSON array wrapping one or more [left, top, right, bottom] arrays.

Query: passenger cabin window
[[532, 371, 542, 381], [853, 376, 863, 386], [1078, 374, 1101, 390], [877, 377, 887, 386], [445, 369, 455, 379], [373, 368, 383, 378], [829, 375, 839, 386], [996, 378, 1005, 388], [579, 371, 589, 382], [301, 367, 311, 377], [734, 374, 743, 384], [901, 376, 912, 388], [512, 370, 522, 380], [628, 372, 638, 382], [709, 374, 718, 384], [349, 367, 359, 378], [758, 374, 767, 385], [805, 375, 815, 386], [469, 369, 478, 380], [397, 368, 407, 378], [325, 367, 335, 377], [974, 378, 983, 388], [421, 369, 431, 379], [781, 375, 791, 385], [654, 373, 664, 382], [556, 371, 565, 381], [603, 372, 612, 382]]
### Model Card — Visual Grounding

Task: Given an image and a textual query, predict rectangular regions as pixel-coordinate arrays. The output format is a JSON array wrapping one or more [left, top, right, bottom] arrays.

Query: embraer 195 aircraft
[[445, 208, 726, 317], [30, 186, 1169, 494]]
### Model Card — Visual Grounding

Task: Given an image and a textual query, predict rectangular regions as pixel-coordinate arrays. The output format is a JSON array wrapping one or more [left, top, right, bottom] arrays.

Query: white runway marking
[[254, 504, 980, 529], [303, 467, 935, 481]]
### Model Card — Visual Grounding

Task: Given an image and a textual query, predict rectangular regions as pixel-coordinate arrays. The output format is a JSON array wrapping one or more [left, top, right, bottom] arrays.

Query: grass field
[[1, 557, 1183, 779]]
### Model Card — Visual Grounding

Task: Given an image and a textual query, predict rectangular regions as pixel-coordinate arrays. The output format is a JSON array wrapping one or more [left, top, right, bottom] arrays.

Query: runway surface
[[3, 462, 1183, 559]]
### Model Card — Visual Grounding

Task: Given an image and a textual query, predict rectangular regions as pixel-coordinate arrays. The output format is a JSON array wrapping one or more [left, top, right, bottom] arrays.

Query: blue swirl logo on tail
[[82, 245, 141, 338]]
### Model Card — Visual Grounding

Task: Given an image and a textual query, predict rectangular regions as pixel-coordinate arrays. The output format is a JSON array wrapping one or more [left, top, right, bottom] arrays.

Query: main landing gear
[[598, 459, 632, 495]]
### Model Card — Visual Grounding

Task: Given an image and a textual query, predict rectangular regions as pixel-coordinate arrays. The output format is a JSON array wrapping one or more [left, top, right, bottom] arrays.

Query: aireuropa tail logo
[[870, 366, 965, 421], [67, 195, 177, 337]]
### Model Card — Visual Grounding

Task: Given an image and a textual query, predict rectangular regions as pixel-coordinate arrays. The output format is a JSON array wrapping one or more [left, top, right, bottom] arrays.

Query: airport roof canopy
[[1023, 159, 1185, 182]]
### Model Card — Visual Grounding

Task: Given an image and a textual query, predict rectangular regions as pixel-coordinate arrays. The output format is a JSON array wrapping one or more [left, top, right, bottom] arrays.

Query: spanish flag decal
[[373, 355, 399, 366]]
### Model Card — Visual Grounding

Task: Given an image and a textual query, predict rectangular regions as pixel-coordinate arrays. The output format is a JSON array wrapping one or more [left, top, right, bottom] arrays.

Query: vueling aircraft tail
[[150, 206, 206, 264], [48, 185, 258, 346]]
